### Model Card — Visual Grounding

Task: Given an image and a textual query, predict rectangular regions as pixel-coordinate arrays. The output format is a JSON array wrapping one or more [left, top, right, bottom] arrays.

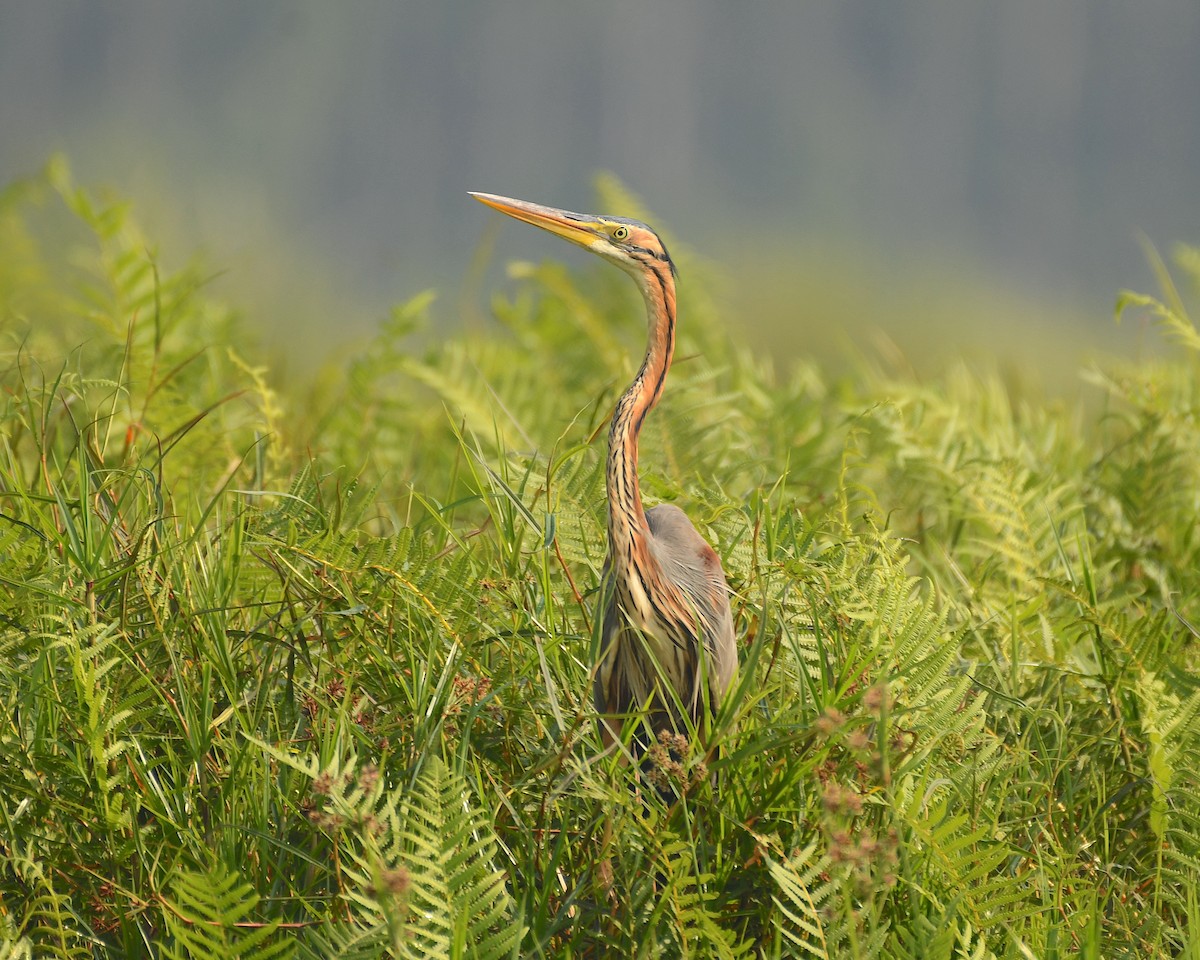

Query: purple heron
[[470, 192, 737, 753]]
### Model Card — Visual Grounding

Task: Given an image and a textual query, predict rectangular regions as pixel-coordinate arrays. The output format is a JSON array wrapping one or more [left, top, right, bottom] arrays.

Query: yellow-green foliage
[[1, 161, 1199, 958]]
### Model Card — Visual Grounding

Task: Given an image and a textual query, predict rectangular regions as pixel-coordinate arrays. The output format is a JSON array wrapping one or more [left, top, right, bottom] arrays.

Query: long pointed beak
[[469, 191, 604, 250]]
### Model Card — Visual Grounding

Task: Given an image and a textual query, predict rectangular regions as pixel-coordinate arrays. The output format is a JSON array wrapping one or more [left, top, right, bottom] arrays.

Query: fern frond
[[894, 786, 1030, 930], [769, 844, 839, 957], [160, 863, 294, 960], [259, 746, 524, 960], [5, 850, 90, 960], [295, 921, 389, 960], [769, 843, 887, 959]]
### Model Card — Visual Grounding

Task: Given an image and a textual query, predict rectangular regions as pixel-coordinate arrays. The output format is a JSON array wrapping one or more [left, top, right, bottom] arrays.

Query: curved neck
[[606, 263, 677, 566]]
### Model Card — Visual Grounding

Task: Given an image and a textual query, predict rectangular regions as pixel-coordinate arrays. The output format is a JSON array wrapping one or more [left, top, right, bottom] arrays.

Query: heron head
[[470, 192, 676, 281]]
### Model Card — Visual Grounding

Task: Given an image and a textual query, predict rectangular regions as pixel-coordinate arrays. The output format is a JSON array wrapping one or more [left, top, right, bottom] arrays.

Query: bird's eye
[[612, 225, 629, 241]]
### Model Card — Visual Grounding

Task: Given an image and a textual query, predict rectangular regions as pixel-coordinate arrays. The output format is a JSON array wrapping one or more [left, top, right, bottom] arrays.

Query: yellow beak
[[469, 192, 604, 250]]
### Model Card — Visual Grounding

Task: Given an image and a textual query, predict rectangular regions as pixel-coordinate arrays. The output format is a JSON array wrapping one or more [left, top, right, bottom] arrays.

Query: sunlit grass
[[2, 162, 1199, 958]]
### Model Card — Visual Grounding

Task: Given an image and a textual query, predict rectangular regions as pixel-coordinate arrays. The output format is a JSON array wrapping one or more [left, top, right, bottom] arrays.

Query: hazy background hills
[[2, 1, 1198, 378]]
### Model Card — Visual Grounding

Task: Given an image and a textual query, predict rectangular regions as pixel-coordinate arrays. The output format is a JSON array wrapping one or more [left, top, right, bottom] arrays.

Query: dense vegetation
[[1, 163, 1198, 958]]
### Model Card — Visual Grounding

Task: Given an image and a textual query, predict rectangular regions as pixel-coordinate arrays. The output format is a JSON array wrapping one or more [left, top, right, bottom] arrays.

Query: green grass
[[2, 160, 1199, 958]]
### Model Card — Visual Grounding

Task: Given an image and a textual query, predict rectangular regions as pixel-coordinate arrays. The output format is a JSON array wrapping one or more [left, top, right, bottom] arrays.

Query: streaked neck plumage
[[605, 261, 677, 573]]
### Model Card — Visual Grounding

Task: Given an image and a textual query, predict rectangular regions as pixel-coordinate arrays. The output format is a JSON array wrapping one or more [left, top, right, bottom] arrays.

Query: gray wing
[[644, 504, 737, 707], [593, 504, 736, 730]]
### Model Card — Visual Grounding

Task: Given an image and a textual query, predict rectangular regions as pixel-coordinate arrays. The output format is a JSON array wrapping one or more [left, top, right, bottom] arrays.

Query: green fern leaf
[[161, 863, 295, 960], [768, 844, 842, 959]]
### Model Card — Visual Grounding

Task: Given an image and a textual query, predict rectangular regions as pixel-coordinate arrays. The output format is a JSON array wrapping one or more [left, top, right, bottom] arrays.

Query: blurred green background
[[2, 1, 1197, 379]]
